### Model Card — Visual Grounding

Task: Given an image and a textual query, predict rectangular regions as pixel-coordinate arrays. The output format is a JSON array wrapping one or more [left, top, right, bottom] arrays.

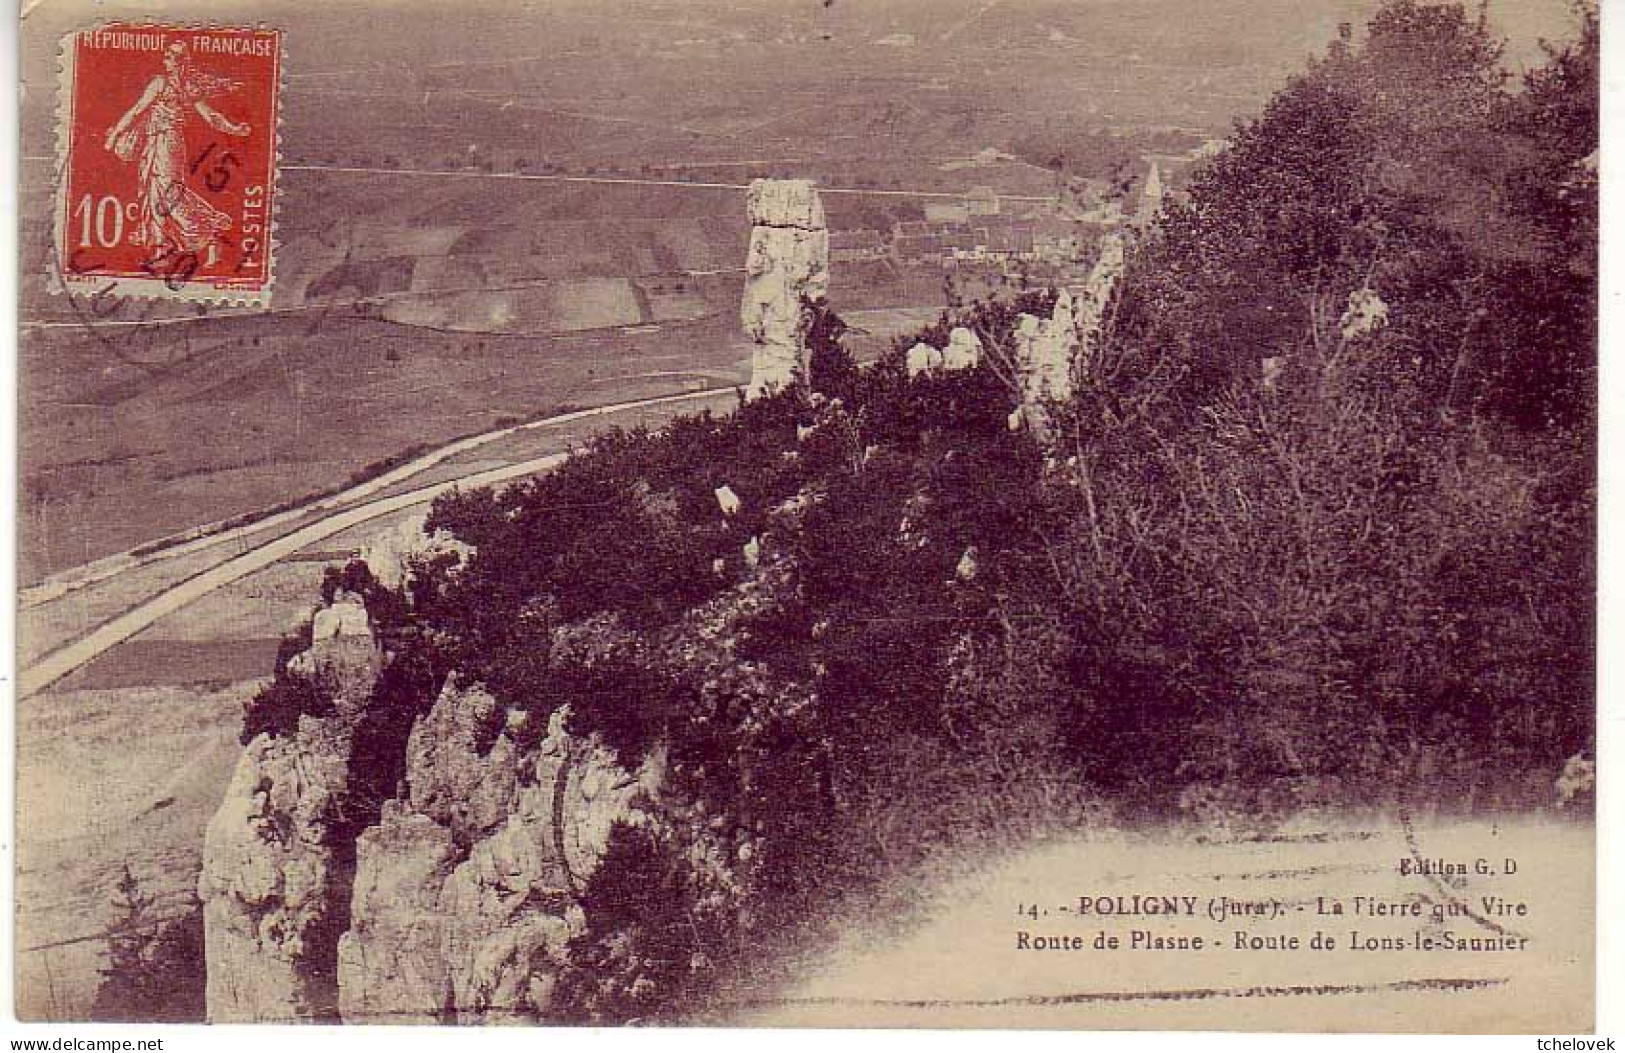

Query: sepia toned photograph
[[11, 0, 1600, 1032]]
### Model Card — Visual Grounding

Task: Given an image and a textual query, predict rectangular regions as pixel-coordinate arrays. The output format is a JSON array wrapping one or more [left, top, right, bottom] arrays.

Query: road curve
[[20, 386, 736, 610], [19, 454, 568, 699], [20, 385, 738, 698]]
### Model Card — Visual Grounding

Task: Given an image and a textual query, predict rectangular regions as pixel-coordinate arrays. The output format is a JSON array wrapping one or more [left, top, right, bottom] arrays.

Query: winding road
[[18, 385, 736, 699]]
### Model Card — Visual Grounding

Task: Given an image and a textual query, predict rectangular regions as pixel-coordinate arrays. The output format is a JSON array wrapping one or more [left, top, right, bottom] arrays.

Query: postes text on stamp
[[54, 23, 282, 304]]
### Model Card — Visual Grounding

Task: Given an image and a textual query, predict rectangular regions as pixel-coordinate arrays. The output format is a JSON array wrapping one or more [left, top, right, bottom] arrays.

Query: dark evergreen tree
[[90, 865, 206, 1023]]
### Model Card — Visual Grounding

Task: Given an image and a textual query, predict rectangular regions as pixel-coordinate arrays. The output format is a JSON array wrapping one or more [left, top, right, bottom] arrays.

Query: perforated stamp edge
[[49, 20, 285, 308]]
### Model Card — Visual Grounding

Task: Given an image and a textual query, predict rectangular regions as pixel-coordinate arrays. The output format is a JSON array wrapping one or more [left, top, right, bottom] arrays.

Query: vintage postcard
[[12, 0, 1599, 1033]]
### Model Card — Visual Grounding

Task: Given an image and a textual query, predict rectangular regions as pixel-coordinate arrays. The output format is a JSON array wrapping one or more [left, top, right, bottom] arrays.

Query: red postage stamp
[[54, 23, 282, 303]]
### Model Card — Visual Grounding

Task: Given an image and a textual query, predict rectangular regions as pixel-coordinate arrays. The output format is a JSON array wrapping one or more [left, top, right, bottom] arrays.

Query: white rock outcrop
[[335, 700, 655, 1024], [359, 513, 473, 591], [1011, 233, 1126, 438], [942, 326, 982, 370], [333, 811, 459, 1024], [1555, 754, 1595, 810], [1011, 292, 1079, 437], [741, 179, 829, 400], [907, 327, 982, 379], [312, 598, 370, 642], [199, 601, 385, 1023], [906, 341, 944, 378], [201, 516, 667, 1025]]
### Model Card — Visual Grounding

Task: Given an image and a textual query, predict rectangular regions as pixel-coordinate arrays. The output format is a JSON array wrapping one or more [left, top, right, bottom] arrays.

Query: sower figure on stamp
[[103, 40, 250, 260]]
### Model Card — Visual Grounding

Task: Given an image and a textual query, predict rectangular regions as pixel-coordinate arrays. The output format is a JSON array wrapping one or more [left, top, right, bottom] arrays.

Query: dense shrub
[[1040, 0, 1595, 813], [552, 822, 720, 1024]]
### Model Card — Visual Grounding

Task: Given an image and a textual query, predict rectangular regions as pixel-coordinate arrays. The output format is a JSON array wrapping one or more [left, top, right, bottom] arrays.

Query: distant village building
[[888, 212, 1094, 270]]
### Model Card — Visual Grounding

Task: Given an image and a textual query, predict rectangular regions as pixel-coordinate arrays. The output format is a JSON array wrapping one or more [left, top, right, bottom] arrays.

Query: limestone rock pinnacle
[[741, 179, 829, 400]]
